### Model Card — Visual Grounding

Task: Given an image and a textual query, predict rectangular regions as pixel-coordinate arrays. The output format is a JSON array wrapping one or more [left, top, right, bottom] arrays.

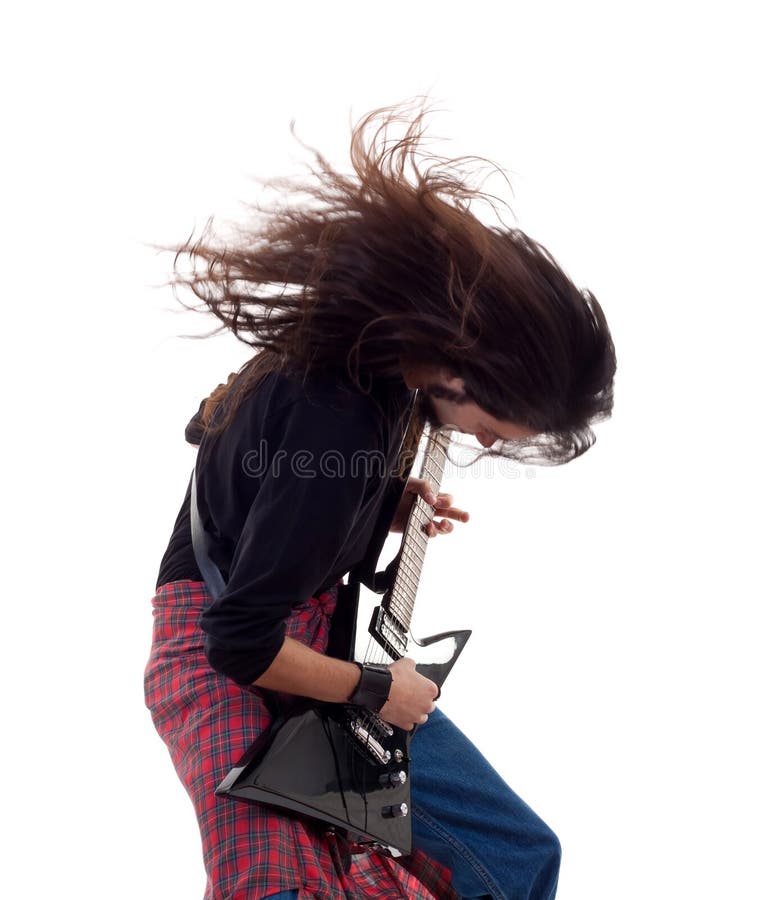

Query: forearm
[[254, 637, 439, 730], [252, 636, 361, 702]]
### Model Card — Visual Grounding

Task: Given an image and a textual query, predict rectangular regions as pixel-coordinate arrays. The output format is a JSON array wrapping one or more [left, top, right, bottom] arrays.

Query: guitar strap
[[189, 469, 226, 599]]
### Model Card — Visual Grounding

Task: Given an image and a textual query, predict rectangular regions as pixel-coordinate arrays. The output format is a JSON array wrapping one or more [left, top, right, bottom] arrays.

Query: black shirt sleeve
[[198, 386, 385, 685]]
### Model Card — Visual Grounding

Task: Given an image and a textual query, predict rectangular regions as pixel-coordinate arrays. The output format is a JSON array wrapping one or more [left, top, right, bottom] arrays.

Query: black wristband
[[347, 663, 393, 711]]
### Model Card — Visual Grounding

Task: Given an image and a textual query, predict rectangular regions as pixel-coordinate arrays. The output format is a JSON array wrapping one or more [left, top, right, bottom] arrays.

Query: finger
[[425, 518, 456, 537], [432, 504, 470, 523], [432, 494, 469, 522], [415, 480, 437, 505]]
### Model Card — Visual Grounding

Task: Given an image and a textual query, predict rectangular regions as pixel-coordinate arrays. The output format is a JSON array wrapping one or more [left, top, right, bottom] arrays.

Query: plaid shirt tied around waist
[[144, 579, 455, 900]]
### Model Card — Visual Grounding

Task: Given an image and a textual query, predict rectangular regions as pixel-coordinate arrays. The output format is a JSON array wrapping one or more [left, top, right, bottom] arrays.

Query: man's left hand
[[389, 477, 470, 537]]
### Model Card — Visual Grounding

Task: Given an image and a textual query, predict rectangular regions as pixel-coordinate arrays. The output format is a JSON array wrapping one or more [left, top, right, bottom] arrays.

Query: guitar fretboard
[[384, 427, 452, 632]]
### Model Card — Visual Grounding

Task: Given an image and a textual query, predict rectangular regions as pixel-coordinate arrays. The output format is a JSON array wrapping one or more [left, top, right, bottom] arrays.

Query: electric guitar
[[216, 426, 471, 854]]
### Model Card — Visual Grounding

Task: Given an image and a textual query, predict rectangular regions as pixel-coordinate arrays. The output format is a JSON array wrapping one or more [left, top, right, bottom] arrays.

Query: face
[[403, 365, 537, 448]]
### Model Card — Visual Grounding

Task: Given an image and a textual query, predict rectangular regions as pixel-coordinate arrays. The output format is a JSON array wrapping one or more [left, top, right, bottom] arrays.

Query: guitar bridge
[[346, 709, 392, 764], [369, 607, 409, 659]]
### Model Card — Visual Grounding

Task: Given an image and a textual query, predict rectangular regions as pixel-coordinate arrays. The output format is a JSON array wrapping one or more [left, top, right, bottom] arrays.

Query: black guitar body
[[217, 704, 414, 853], [216, 627, 470, 854]]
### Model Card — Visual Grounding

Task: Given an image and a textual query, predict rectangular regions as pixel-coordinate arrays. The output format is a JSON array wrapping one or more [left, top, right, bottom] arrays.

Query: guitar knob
[[382, 802, 409, 818], [379, 770, 407, 788]]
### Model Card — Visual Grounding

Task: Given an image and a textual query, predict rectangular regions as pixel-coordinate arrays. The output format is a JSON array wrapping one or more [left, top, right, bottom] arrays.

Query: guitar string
[[379, 431, 446, 630], [361, 427, 432, 661], [364, 497, 435, 636], [385, 494, 440, 627], [368, 430, 447, 641], [361, 428, 449, 669], [355, 431, 449, 768]]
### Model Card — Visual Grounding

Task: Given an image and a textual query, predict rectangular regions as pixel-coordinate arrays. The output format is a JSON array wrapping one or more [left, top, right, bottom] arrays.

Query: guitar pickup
[[369, 607, 409, 659], [348, 717, 391, 764], [354, 709, 394, 738]]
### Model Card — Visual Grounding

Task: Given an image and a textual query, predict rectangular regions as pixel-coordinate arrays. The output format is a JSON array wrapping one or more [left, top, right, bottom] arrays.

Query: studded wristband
[[347, 663, 393, 711]]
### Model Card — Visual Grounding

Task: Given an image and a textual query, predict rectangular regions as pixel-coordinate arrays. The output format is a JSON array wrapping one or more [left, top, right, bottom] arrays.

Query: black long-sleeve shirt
[[156, 366, 416, 684]]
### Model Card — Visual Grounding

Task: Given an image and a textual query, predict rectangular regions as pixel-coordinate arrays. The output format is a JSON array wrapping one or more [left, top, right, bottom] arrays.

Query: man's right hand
[[379, 656, 438, 730]]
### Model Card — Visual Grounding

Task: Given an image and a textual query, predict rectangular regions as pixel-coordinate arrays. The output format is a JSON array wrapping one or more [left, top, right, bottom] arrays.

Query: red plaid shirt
[[144, 580, 455, 899]]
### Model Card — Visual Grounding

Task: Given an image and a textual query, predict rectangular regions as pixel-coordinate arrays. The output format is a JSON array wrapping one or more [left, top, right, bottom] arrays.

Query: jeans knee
[[546, 827, 562, 870], [533, 824, 561, 899]]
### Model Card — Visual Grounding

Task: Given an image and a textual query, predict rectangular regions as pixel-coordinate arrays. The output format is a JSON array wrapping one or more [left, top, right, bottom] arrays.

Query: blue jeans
[[263, 709, 559, 900], [411, 708, 560, 899]]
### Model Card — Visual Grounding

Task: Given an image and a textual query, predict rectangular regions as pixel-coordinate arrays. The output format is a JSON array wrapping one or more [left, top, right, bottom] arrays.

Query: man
[[145, 103, 616, 899]]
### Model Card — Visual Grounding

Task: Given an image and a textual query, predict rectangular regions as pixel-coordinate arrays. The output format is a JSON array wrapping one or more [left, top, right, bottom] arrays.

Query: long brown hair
[[170, 100, 616, 464]]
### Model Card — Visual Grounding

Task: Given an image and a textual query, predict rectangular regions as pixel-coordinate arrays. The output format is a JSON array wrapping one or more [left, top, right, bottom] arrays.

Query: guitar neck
[[383, 427, 452, 631]]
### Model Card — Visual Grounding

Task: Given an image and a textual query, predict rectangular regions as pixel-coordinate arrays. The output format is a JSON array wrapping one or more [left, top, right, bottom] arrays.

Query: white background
[[3, 2, 774, 898]]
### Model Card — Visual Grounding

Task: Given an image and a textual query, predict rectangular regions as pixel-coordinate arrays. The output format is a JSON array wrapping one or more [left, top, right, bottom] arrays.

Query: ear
[[437, 372, 467, 394], [399, 361, 467, 395]]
